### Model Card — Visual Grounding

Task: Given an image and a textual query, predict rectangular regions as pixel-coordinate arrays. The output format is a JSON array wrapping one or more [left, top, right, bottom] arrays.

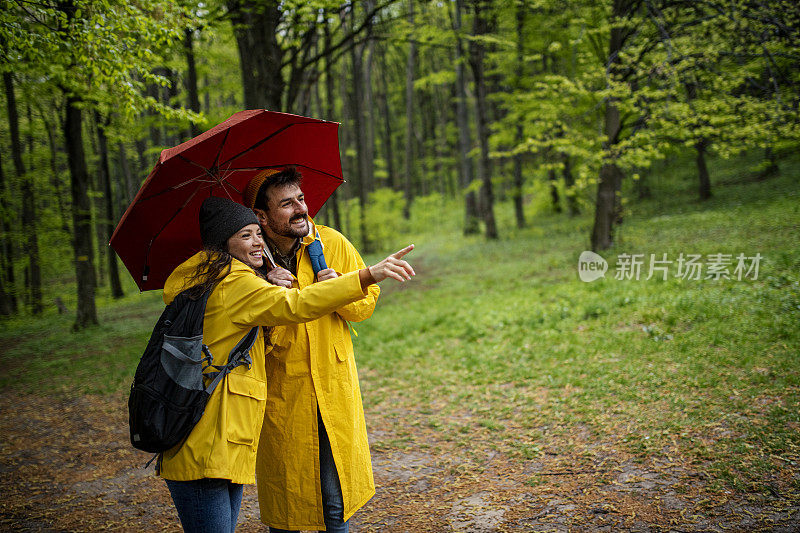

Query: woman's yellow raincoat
[[256, 224, 380, 530], [158, 251, 369, 484]]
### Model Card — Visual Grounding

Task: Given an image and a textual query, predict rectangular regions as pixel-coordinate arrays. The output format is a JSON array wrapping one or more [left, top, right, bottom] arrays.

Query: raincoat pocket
[[333, 338, 349, 362], [226, 373, 266, 446], [333, 339, 354, 403]]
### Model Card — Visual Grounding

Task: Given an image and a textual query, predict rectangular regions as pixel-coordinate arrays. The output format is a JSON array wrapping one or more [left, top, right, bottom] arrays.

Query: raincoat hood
[[163, 251, 242, 305]]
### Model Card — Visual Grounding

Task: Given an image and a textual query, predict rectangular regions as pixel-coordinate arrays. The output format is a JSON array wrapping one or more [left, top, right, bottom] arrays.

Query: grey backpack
[[128, 287, 259, 454]]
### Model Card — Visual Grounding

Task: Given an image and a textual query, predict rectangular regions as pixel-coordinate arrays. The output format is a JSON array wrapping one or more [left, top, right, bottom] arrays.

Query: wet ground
[[1, 392, 798, 532]]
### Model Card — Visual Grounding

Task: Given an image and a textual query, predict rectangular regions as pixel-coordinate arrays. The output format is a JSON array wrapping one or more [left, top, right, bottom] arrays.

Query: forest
[[1, 0, 797, 327], [2, 1, 800, 530]]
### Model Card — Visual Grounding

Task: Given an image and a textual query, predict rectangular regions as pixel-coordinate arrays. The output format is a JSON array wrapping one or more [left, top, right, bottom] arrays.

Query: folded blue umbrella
[[307, 238, 327, 275]]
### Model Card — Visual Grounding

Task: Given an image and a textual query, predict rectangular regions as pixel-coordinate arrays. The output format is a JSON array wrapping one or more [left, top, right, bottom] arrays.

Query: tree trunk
[[95, 112, 124, 299], [468, 0, 498, 240], [513, 140, 525, 228], [591, 103, 624, 251], [418, 89, 432, 196], [0, 269, 10, 317], [377, 44, 397, 190], [403, 0, 416, 219], [23, 95, 41, 312], [350, 8, 371, 253], [203, 74, 211, 114], [549, 166, 562, 213], [563, 154, 579, 215], [683, 80, 711, 200], [145, 72, 163, 149], [227, 0, 283, 110], [0, 151, 16, 315], [42, 113, 71, 234], [323, 19, 342, 230], [311, 36, 322, 119], [426, 81, 445, 196], [85, 118, 105, 288], [134, 137, 150, 179], [338, 40, 353, 237], [4, 72, 42, 314], [758, 146, 779, 179], [65, 96, 99, 328], [165, 68, 180, 145], [636, 166, 651, 200], [590, 0, 629, 251], [434, 80, 450, 197], [362, 1, 376, 196], [592, 166, 623, 251], [117, 142, 136, 206], [110, 147, 129, 226], [184, 28, 202, 137], [512, 3, 526, 228], [696, 138, 712, 201], [453, 0, 480, 235]]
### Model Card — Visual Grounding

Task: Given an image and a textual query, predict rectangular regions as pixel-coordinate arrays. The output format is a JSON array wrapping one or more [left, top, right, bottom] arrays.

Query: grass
[[1, 150, 798, 493], [353, 151, 800, 493], [0, 286, 164, 395]]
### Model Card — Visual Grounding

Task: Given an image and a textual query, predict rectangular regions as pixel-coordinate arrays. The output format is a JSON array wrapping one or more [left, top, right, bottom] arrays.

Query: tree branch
[[287, 0, 398, 72]]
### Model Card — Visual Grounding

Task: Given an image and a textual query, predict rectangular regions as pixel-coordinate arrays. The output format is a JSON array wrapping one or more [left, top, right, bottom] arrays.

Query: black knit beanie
[[199, 196, 259, 250]]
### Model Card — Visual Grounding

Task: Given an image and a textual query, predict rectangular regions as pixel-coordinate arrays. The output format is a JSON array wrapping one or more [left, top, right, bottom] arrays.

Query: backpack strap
[[204, 326, 260, 396]]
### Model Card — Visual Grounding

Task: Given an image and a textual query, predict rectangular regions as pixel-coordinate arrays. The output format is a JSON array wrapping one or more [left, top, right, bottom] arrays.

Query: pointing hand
[[368, 245, 416, 283]]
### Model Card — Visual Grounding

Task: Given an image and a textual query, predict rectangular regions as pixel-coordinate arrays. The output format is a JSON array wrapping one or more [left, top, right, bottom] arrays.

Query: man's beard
[[269, 214, 308, 239]]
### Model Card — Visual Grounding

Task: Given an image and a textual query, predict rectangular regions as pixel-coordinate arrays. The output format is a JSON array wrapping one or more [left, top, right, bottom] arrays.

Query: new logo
[[578, 251, 607, 282]]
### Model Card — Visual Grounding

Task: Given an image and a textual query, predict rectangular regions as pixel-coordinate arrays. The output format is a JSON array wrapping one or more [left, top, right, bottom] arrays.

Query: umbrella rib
[[178, 155, 222, 180], [218, 121, 327, 168], [215, 166, 243, 196], [136, 158, 223, 203], [142, 127, 229, 202], [217, 163, 345, 183], [142, 185, 212, 277], [140, 166, 241, 279], [212, 128, 231, 170]]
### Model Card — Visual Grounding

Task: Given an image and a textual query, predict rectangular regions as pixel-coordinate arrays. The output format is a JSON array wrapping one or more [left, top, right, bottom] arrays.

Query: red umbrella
[[110, 109, 343, 291]]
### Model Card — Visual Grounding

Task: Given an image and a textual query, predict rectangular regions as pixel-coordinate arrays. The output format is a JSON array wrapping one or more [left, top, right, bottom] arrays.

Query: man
[[244, 167, 382, 533]]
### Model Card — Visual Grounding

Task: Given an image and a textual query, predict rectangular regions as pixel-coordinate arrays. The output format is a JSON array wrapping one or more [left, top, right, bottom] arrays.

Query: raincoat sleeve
[[327, 232, 379, 323], [221, 265, 367, 327]]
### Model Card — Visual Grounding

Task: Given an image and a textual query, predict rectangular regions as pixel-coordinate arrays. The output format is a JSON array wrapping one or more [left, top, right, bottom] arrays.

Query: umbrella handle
[[307, 240, 327, 276]]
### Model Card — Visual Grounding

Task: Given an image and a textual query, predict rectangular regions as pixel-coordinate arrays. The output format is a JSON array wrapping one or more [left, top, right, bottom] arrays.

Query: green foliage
[[1, 0, 188, 117], [341, 188, 464, 254]]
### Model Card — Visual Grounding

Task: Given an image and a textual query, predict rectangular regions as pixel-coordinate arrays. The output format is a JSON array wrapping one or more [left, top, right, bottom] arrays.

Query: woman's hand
[[368, 245, 415, 283], [316, 268, 339, 281]]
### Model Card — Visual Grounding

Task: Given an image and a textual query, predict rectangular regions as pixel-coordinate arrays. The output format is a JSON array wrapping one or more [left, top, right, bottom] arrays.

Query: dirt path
[[1, 392, 797, 532]]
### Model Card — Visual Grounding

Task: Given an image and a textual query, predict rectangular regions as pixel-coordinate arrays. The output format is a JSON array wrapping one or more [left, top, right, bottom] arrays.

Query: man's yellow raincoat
[[256, 224, 380, 530], [158, 251, 369, 484]]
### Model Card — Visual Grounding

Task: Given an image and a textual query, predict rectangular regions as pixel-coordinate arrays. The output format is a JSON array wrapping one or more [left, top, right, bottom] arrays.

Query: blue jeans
[[269, 413, 348, 533], [166, 477, 244, 533]]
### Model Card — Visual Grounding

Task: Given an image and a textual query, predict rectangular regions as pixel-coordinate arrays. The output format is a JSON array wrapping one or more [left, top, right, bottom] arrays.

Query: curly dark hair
[[184, 247, 233, 300], [253, 166, 303, 211]]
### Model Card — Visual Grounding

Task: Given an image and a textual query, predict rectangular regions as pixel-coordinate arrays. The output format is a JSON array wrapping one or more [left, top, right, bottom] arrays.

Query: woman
[[159, 196, 414, 532]]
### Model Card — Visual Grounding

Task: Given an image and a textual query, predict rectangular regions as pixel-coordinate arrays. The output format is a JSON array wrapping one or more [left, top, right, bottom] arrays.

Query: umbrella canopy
[[110, 109, 343, 291]]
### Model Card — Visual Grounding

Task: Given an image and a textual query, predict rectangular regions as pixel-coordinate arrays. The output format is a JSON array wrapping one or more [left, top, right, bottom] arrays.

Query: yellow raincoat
[[256, 223, 380, 529], [158, 251, 369, 484]]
